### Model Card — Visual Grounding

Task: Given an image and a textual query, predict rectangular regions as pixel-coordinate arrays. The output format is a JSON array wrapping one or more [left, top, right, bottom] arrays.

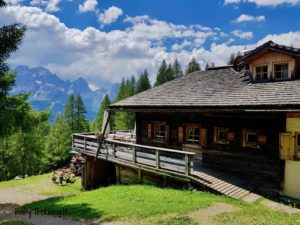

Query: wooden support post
[[112, 143, 116, 158], [84, 137, 87, 150], [138, 169, 142, 183], [132, 146, 136, 163], [115, 165, 120, 184], [95, 112, 111, 161], [185, 154, 189, 176], [156, 150, 160, 169]]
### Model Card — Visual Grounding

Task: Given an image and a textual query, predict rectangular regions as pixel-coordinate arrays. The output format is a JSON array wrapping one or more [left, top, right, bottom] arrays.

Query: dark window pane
[[219, 131, 227, 140], [247, 133, 256, 143]]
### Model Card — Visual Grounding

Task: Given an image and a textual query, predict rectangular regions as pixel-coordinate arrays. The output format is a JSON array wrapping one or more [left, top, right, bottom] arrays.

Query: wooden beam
[[95, 111, 111, 161]]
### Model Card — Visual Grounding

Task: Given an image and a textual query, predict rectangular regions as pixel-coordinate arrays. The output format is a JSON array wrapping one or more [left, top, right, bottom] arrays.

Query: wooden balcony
[[72, 132, 195, 176], [72, 132, 256, 199]]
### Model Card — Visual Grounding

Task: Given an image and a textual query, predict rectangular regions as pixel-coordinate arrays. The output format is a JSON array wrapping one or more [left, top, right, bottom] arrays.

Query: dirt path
[[187, 203, 238, 225]]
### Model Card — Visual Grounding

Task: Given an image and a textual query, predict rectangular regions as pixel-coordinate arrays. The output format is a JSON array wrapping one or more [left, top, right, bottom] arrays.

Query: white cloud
[[78, 0, 97, 13], [232, 30, 253, 39], [234, 14, 265, 23], [5, 0, 23, 5], [225, 0, 300, 6], [1, 5, 299, 88], [30, 0, 61, 12], [98, 6, 123, 25], [224, 0, 241, 4]]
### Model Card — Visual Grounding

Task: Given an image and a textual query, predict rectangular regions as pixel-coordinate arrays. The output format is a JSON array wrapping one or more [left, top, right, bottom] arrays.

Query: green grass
[[156, 215, 196, 225], [0, 173, 51, 189], [23, 184, 300, 224], [216, 201, 300, 225], [0, 221, 33, 225], [24, 185, 231, 221], [0, 173, 82, 197], [39, 178, 82, 196]]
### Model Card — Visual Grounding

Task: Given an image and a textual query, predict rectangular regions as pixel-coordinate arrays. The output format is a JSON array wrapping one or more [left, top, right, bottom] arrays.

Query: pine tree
[[74, 93, 89, 132], [166, 63, 175, 81], [205, 63, 209, 70], [154, 60, 168, 86], [90, 94, 110, 132], [64, 94, 75, 131], [0, 0, 28, 137], [185, 57, 201, 75], [228, 53, 236, 65], [136, 70, 151, 94], [115, 78, 126, 101], [46, 115, 72, 169], [173, 59, 183, 78]]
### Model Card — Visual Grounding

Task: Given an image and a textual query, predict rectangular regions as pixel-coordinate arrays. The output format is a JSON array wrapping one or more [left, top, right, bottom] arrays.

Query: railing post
[[112, 143, 116, 158], [72, 134, 74, 149], [156, 150, 160, 169], [185, 154, 189, 175], [132, 146, 136, 163], [84, 137, 87, 151]]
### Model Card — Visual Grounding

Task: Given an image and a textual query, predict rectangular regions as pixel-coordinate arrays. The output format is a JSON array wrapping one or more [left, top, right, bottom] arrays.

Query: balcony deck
[[72, 132, 256, 199]]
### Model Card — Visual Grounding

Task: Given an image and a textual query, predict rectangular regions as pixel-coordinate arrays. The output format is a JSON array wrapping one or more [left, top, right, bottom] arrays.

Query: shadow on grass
[[22, 196, 105, 221]]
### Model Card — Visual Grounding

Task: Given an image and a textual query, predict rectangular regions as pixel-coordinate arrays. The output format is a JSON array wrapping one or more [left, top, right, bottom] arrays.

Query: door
[[280, 132, 295, 160]]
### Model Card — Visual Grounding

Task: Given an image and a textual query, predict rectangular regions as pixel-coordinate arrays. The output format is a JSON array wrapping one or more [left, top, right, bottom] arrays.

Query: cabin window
[[243, 130, 260, 148], [154, 124, 165, 140], [255, 65, 268, 81], [187, 127, 200, 144], [214, 127, 229, 144], [274, 63, 289, 80]]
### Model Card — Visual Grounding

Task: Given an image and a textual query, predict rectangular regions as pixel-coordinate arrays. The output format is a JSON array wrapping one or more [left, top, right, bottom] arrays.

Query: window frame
[[274, 63, 289, 80], [153, 122, 165, 142], [214, 127, 229, 145], [255, 65, 269, 82], [243, 129, 259, 149], [185, 124, 200, 145]]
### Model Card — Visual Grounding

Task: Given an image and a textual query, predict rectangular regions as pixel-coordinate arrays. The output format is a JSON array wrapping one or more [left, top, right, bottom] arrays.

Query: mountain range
[[11, 65, 119, 122]]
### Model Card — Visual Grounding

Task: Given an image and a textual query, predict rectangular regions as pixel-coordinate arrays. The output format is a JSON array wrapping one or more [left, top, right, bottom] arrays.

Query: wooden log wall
[[136, 111, 286, 193]]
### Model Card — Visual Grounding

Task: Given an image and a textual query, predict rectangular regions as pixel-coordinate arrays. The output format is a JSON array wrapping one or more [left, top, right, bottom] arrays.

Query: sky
[[1, 0, 300, 90]]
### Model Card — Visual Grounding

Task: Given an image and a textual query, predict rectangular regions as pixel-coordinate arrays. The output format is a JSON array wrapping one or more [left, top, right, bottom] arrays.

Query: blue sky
[[1, 0, 300, 89]]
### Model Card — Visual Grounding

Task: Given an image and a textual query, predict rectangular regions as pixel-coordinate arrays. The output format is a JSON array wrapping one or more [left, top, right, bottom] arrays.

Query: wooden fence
[[72, 133, 195, 176]]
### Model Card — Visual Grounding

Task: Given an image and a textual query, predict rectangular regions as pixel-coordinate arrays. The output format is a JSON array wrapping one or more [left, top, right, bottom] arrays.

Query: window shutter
[[258, 134, 267, 145], [227, 132, 235, 141], [280, 132, 295, 160], [165, 125, 170, 142], [147, 123, 152, 139], [200, 128, 207, 146], [178, 127, 183, 144]]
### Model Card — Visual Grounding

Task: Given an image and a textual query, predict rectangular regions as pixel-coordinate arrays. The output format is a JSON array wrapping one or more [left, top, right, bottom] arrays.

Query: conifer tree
[[173, 59, 183, 78], [136, 70, 151, 94], [185, 57, 201, 75], [154, 60, 168, 86], [228, 53, 236, 65], [90, 94, 110, 132], [74, 93, 89, 132], [166, 63, 175, 81], [46, 115, 72, 169], [64, 94, 75, 131], [0, 0, 28, 137]]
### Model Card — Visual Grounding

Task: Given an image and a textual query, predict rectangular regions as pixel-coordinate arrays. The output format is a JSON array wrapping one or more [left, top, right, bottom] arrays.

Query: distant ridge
[[11, 65, 119, 122]]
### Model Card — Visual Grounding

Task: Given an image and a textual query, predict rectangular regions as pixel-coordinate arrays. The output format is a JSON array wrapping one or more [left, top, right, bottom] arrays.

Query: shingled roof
[[238, 41, 300, 65], [110, 67, 300, 111]]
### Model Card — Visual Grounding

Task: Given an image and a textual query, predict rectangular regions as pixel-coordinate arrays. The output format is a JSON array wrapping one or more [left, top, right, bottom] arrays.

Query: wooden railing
[[72, 133, 195, 176]]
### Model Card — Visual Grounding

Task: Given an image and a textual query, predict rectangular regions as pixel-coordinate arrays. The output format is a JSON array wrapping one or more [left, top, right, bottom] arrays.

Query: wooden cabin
[[72, 41, 300, 200]]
